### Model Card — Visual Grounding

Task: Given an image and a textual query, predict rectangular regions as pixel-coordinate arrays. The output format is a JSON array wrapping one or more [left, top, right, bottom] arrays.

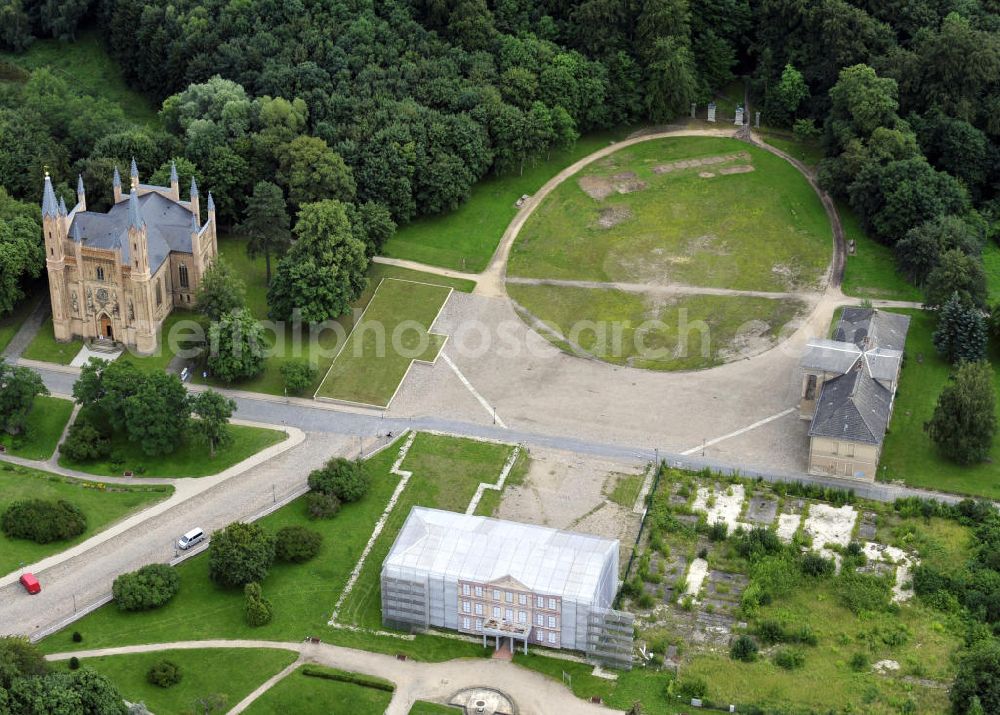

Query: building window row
[[534, 629, 558, 644]]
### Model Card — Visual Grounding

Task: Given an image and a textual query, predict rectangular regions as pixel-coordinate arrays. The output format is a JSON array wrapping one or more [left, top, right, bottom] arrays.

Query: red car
[[19, 573, 40, 595]]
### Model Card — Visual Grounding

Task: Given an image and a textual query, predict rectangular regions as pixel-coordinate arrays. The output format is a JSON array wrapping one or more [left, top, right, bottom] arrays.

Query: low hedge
[[112, 563, 180, 611], [300, 666, 394, 692], [1, 499, 86, 543]]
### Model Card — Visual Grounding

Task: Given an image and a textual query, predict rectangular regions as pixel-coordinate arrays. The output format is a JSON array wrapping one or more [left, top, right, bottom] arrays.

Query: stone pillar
[[707, 102, 716, 123], [734, 106, 744, 125], [755, 111, 761, 129], [690, 103, 696, 119]]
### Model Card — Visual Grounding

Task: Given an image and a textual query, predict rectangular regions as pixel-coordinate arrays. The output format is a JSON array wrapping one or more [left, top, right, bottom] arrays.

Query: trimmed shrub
[[307, 458, 370, 503], [147, 660, 182, 687], [2, 499, 86, 543], [306, 491, 341, 520], [280, 361, 317, 395], [730, 635, 758, 662], [244, 582, 273, 627], [209, 522, 276, 587], [112, 564, 180, 611], [68, 657, 80, 670], [71, 631, 82, 643], [773, 648, 805, 670], [275, 526, 323, 563], [300, 666, 394, 692], [60, 420, 112, 462]]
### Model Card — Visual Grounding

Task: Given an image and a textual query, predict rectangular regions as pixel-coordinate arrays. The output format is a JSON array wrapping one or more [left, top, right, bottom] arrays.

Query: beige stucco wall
[[808, 436, 879, 481]]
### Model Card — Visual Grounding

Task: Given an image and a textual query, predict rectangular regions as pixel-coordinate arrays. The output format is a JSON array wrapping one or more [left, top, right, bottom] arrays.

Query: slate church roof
[[803, 308, 910, 445]]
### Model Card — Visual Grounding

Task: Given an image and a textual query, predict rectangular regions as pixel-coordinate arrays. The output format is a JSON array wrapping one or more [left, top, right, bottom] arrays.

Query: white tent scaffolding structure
[[381, 507, 634, 668]]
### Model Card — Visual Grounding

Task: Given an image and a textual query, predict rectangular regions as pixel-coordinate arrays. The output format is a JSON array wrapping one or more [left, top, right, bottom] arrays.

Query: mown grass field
[[245, 666, 394, 715], [382, 129, 630, 272], [408, 701, 462, 714], [0, 395, 74, 460], [0, 31, 159, 127], [58, 423, 286, 478], [336, 433, 518, 628], [0, 462, 171, 576], [74, 648, 298, 715], [880, 309, 1000, 498], [315, 279, 451, 407], [190, 237, 473, 397], [21, 316, 82, 365], [508, 136, 831, 292], [40, 435, 492, 665], [838, 202, 923, 302], [508, 283, 805, 370], [756, 130, 825, 169]]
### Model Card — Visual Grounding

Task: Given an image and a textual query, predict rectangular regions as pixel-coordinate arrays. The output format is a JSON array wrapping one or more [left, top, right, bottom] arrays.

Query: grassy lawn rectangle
[[315, 279, 451, 407], [0, 463, 172, 576], [21, 316, 82, 365], [0, 395, 74, 460], [606, 472, 645, 509], [74, 648, 299, 715], [57, 423, 286, 478], [880, 309, 1000, 498], [838, 201, 923, 302], [188, 237, 473, 397], [382, 129, 629, 272], [336, 433, 517, 628], [508, 283, 805, 371], [409, 702, 462, 714], [244, 665, 393, 715]]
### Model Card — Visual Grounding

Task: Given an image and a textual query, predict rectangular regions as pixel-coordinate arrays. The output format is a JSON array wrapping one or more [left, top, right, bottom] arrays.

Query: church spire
[[58, 196, 68, 216], [170, 161, 179, 184], [42, 173, 58, 218], [113, 165, 121, 188], [128, 188, 144, 230], [130, 156, 139, 190]]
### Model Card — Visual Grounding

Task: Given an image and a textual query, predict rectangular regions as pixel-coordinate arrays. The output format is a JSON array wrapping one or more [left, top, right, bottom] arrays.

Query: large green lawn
[[382, 129, 630, 272], [337, 433, 518, 628], [839, 202, 923, 301], [21, 316, 82, 365], [756, 130, 825, 169], [508, 283, 805, 370], [244, 666, 393, 715], [315, 279, 451, 407], [0, 395, 74, 460], [58, 423, 286, 478], [74, 648, 298, 715], [0, 31, 159, 127], [190, 237, 473, 397], [0, 462, 171, 576], [880, 309, 1000, 498], [508, 136, 831, 292]]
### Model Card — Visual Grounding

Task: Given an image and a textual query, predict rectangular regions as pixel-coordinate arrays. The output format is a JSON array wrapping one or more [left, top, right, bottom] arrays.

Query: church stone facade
[[41, 160, 218, 354]]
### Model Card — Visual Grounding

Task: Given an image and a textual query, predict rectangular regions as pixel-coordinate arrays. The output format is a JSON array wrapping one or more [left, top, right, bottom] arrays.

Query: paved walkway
[[2, 298, 48, 359], [47, 640, 621, 715]]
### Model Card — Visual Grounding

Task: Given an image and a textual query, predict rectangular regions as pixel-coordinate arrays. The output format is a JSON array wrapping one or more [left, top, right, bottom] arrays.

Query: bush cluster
[[772, 648, 805, 670], [2, 499, 86, 543], [729, 635, 758, 662], [244, 582, 273, 627], [60, 417, 112, 462], [307, 458, 370, 503], [208, 522, 276, 587], [274, 526, 323, 563], [305, 491, 341, 520], [112, 564, 180, 611], [146, 660, 182, 687]]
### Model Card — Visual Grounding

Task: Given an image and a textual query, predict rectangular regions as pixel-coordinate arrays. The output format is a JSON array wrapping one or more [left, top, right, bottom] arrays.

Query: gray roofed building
[[799, 308, 910, 480]]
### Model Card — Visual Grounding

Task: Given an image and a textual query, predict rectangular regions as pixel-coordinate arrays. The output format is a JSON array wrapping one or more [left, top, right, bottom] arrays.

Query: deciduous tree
[[190, 390, 236, 457]]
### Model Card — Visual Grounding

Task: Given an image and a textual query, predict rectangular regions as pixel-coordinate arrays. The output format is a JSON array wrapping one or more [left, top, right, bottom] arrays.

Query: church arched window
[[179, 264, 189, 288], [96, 266, 105, 281], [155, 280, 162, 306]]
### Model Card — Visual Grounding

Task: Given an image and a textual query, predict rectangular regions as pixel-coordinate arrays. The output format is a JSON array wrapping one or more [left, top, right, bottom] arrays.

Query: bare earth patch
[[615, 178, 646, 194], [698, 171, 715, 178], [578, 175, 614, 200], [718, 165, 755, 175], [653, 152, 752, 174], [597, 206, 633, 229]]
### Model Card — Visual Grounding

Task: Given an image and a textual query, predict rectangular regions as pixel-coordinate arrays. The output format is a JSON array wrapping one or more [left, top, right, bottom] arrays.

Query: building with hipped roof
[[798, 307, 910, 480], [41, 161, 217, 354]]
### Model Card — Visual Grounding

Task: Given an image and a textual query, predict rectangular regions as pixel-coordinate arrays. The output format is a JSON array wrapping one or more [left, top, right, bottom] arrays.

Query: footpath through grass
[[315, 279, 451, 407], [880, 309, 1000, 498], [0, 287, 43, 354], [245, 665, 394, 715], [75, 648, 298, 715], [0, 395, 74, 460], [58, 423, 286, 478], [0, 462, 171, 576], [337, 433, 518, 628], [382, 129, 629, 272]]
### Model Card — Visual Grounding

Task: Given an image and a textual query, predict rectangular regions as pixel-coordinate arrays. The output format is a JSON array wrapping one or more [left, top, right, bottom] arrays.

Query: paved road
[[0, 431, 366, 638], [48, 640, 621, 715]]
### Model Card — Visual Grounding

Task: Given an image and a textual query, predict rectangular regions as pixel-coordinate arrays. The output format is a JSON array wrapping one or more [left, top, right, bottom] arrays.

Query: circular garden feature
[[506, 136, 832, 370]]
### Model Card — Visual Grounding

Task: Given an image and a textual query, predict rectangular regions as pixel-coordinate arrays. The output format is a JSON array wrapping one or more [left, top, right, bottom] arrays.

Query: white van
[[177, 528, 205, 550]]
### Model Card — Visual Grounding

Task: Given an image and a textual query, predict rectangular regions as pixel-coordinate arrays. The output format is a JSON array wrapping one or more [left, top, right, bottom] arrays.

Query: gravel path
[[47, 639, 622, 715]]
